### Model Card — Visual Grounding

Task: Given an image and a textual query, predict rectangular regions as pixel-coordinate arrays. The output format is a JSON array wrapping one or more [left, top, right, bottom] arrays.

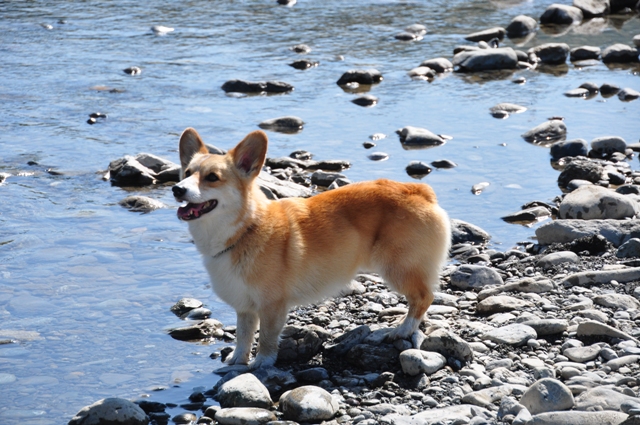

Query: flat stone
[[520, 319, 568, 336], [528, 43, 571, 65], [565, 88, 590, 97], [399, 349, 446, 376], [168, 319, 223, 341], [527, 411, 628, 425], [215, 408, 276, 425], [602, 44, 640, 64], [522, 120, 567, 144], [258, 172, 312, 199], [69, 398, 149, 425], [336, 69, 382, 86], [396, 126, 446, 149], [606, 355, 640, 371], [279, 386, 339, 422], [506, 15, 537, 38], [570, 46, 601, 61], [476, 296, 532, 315], [421, 328, 474, 365], [382, 404, 492, 425], [540, 4, 583, 25], [558, 185, 638, 220], [258, 116, 304, 134], [537, 251, 580, 269], [501, 207, 550, 224], [562, 268, 640, 288], [520, 378, 574, 415], [484, 324, 537, 346], [490, 103, 527, 114], [563, 344, 601, 362], [575, 387, 640, 411], [461, 385, 513, 407], [536, 219, 640, 247], [594, 293, 640, 310], [221, 80, 293, 94], [419, 58, 453, 73], [619, 88, 640, 101], [310, 171, 346, 187], [465, 27, 506, 42], [576, 320, 639, 343], [217, 373, 272, 409], [452, 47, 518, 72], [450, 265, 504, 290]]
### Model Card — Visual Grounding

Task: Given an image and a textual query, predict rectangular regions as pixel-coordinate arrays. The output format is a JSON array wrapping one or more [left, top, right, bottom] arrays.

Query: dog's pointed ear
[[231, 130, 268, 179], [179, 128, 209, 170]]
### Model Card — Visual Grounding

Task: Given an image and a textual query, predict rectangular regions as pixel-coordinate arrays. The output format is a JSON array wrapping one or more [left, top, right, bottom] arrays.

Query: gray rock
[[346, 344, 399, 369], [461, 385, 513, 407], [602, 44, 640, 64], [520, 319, 568, 336], [421, 328, 474, 365], [310, 171, 346, 187], [617, 238, 640, 258], [478, 278, 554, 300], [170, 298, 203, 316], [399, 349, 446, 376], [279, 386, 339, 422], [214, 407, 276, 425], [540, 4, 583, 25], [476, 296, 532, 315], [484, 324, 537, 346], [450, 265, 503, 290], [258, 172, 312, 199], [528, 43, 571, 65], [527, 411, 628, 425], [536, 219, 640, 247], [575, 387, 640, 411], [558, 185, 639, 220], [506, 15, 537, 38], [537, 251, 580, 269], [591, 136, 627, 155], [451, 219, 491, 245], [168, 319, 223, 341], [258, 116, 304, 134], [217, 373, 272, 409], [69, 398, 149, 425], [522, 120, 567, 144], [250, 366, 297, 395], [221, 80, 293, 94], [490, 103, 527, 114], [576, 320, 639, 343], [465, 27, 506, 42], [381, 404, 492, 425], [563, 268, 640, 288], [563, 344, 601, 362], [501, 206, 551, 224], [278, 325, 331, 362], [408, 66, 436, 79], [452, 47, 519, 72], [570, 46, 601, 61], [336, 69, 383, 86], [119, 196, 165, 213], [573, 0, 610, 16], [108, 156, 157, 187], [606, 355, 640, 371], [557, 159, 604, 188], [396, 126, 446, 149], [520, 378, 574, 415], [419, 58, 453, 73], [326, 325, 371, 356], [619, 88, 640, 101], [594, 293, 640, 310]]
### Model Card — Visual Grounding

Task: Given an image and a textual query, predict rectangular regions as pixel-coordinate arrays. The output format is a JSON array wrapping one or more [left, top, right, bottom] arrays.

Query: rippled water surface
[[1, 1, 639, 423]]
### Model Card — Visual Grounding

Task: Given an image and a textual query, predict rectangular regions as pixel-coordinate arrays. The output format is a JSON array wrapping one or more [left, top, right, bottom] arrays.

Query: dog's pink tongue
[[177, 203, 201, 220]]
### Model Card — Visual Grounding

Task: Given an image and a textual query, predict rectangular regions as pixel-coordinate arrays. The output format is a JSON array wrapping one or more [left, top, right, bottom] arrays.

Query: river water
[[1, 1, 639, 423]]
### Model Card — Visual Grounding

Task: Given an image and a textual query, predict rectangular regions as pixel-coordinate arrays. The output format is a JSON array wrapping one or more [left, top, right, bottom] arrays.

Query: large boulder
[[68, 398, 149, 425], [558, 185, 638, 219], [452, 47, 518, 72]]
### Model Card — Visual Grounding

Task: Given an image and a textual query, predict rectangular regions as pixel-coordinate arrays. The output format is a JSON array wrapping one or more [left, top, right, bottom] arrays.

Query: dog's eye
[[205, 173, 219, 182], [184, 169, 192, 178]]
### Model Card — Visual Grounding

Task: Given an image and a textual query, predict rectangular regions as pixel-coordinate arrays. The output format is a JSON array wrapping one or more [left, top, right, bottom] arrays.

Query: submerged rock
[[258, 116, 304, 134], [336, 69, 382, 86], [351, 95, 378, 107], [288, 59, 318, 70], [619, 88, 640, 101], [396, 126, 446, 149], [540, 4, 583, 25], [453, 47, 518, 72], [221, 80, 294, 94], [118, 196, 166, 213]]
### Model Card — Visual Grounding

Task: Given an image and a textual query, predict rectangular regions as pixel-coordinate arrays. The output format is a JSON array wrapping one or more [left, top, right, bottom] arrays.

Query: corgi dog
[[172, 128, 451, 369]]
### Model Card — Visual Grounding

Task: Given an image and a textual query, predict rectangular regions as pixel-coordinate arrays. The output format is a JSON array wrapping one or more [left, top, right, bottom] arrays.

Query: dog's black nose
[[172, 185, 187, 198]]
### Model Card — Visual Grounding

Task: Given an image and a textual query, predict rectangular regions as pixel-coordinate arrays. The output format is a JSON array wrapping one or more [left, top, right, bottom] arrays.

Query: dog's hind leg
[[250, 302, 288, 370], [227, 311, 259, 365], [386, 270, 435, 341]]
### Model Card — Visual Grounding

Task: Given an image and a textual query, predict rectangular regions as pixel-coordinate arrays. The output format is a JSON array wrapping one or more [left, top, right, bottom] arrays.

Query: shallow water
[[0, 0, 639, 423]]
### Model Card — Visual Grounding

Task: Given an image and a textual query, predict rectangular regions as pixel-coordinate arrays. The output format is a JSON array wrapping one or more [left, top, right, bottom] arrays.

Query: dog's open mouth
[[177, 200, 217, 221]]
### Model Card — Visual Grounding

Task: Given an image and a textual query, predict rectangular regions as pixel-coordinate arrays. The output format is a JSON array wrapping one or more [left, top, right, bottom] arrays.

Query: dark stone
[[600, 83, 620, 97], [295, 367, 330, 383], [288, 60, 318, 70], [405, 161, 432, 179], [570, 46, 601, 61], [290, 44, 311, 54], [168, 319, 223, 341], [579, 82, 599, 93], [540, 4, 583, 25], [465, 27, 506, 42], [431, 159, 457, 169], [506, 15, 537, 38], [617, 185, 640, 195], [602, 44, 640, 63], [522, 120, 567, 145], [123, 66, 142, 75], [395, 32, 422, 41], [550, 139, 589, 160], [352, 95, 378, 107], [135, 401, 166, 414], [278, 325, 331, 362], [170, 298, 203, 316], [221, 80, 294, 93], [450, 219, 491, 245], [568, 234, 611, 255], [396, 126, 446, 149], [557, 159, 604, 188], [346, 344, 399, 370], [453, 47, 518, 72], [108, 157, 157, 187], [610, 0, 638, 12], [311, 171, 346, 187], [528, 43, 570, 64], [336, 69, 383, 86], [305, 160, 351, 171], [258, 116, 304, 134], [419, 58, 453, 73]]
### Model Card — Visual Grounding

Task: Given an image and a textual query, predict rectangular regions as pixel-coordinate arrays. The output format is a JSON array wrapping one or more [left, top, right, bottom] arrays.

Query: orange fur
[[173, 128, 451, 369]]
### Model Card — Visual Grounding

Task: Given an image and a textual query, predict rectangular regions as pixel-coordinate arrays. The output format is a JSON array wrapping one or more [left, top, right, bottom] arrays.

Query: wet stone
[[600, 83, 620, 97], [619, 88, 640, 101], [168, 319, 223, 341], [288, 59, 318, 70], [506, 15, 537, 38], [570, 46, 601, 61], [258, 116, 304, 134], [472, 182, 490, 194], [453, 47, 518, 72], [601, 43, 640, 63], [431, 159, 457, 169], [170, 298, 203, 316], [396, 126, 446, 149], [395, 31, 422, 41], [522, 120, 567, 145], [591, 136, 626, 154], [419, 57, 453, 73], [405, 161, 432, 179], [118, 196, 165, 213], [123, 66, 142, 75], [540, 4, 583, 25], [465, 27, 506, 42], [564, 88, 590, 98], [367, 152, 388, 161], [407, 66, 435, 79], [405, 24, 427, 35], [550, 139, 588, 160], [336, 69, 382, 86], [290, 44, 310, 54], [352, 95, 378, 107], [221, 80, 294, 94], [528, 43, 570, 65]]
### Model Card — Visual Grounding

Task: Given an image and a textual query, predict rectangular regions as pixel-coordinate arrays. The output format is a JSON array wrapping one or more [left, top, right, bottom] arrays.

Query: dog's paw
[[226, 350, 250, 366], [248, 353, 276, 370]]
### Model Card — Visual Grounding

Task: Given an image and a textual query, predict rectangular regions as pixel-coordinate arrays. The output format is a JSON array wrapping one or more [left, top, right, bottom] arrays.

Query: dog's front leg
[[249, 304, 288, 370], [227, 311, 259, 365]]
